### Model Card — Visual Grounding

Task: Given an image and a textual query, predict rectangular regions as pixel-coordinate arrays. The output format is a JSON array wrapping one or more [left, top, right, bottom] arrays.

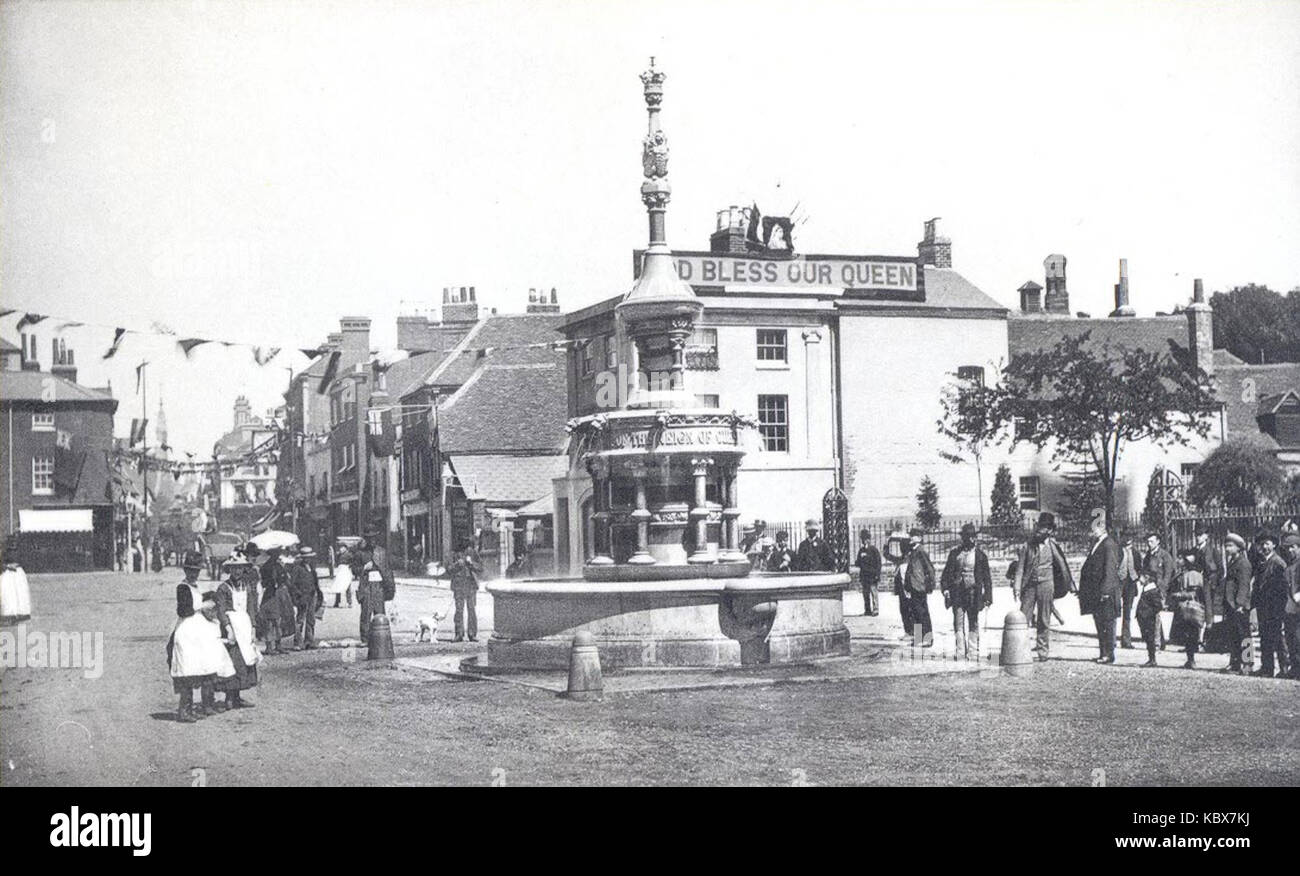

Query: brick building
[[0, 336, 118, 571]]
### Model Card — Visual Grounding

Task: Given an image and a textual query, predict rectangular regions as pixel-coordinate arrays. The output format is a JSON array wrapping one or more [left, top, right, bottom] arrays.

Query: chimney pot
[[1110, 258, 1135, 317]]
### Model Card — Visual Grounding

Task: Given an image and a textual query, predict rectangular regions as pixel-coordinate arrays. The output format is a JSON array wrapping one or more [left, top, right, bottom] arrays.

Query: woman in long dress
[[213, 554, 261, 709], [168, 551, 235, 723], [0, 548, 32, 624]]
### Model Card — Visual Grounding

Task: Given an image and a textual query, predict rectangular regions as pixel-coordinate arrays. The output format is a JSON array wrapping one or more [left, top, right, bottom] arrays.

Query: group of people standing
[[165, 532, 398, 724], [1058, 512, 1299, 677], [743, 518, 836, 573]]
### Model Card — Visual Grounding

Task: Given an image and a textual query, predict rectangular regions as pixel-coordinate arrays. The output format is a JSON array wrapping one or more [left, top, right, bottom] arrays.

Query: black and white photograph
[[0, 0, 1297, 850]]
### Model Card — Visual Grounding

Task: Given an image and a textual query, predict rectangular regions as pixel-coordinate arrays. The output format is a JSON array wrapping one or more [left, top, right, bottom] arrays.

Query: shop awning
[[19, 508, 94, 533], [447, 454, 566, 504]]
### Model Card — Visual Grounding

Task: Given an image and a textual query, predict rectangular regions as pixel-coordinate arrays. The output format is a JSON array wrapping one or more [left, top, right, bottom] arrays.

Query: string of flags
[[0, 307, 322, 365], [1, 305, 597, 373]]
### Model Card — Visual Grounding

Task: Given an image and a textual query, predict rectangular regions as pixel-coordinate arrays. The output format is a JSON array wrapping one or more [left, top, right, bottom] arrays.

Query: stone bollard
[[367, 613, 395, 661], [562, 631, 603, 701], [999, 610, 1032, 676]]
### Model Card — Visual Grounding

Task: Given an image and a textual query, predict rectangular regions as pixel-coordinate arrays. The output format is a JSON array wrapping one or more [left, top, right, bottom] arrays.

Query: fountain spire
[[618, 57, 704, 408]]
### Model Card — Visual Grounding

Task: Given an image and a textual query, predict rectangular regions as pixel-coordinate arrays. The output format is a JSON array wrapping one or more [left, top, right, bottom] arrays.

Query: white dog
[[415, 609, 448, 642]]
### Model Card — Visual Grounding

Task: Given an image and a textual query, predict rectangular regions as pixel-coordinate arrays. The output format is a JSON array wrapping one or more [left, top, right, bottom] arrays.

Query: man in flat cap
[[1011, 512, 1074, 660], [1221, 533, 1254, 674], [794, 518, 835, 573], [1077, 508, 1121, 664], [940, 523, 992, 660]]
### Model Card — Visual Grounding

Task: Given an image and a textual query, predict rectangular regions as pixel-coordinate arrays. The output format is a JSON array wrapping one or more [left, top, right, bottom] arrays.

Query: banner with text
[[634, 250, 921, 296]]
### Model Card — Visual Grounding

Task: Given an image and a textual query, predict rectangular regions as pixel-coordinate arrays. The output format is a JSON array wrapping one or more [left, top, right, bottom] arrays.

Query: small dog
[[415, 610, 448, 642]]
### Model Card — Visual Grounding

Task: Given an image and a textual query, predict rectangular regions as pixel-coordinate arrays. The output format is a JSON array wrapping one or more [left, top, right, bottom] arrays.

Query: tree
[[988, 463, 1023, 528], [939, 331, 1218, 528], [937, 370, 997, 522], [1061, 469, 1108, 531], [915, 476, 942, 530], [1210, 285, 1300, 364], [1186, 438, 1285, 508]]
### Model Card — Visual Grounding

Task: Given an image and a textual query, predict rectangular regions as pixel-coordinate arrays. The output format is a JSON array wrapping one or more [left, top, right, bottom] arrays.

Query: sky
[[2, 0, 1298, 457]]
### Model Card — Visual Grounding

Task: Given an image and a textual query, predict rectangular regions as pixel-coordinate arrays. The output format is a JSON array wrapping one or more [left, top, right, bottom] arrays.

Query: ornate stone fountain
[[482, 60, 850, 669]]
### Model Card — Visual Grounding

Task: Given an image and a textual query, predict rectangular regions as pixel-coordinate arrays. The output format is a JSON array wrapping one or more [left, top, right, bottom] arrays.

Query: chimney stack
[[1110, 258, 1135, 317], [1018, 281, 1044, 314], [20, 333, 41, 371], [1187, 277, 1214, 376], [710, 205, 751, 254], [527, 286, 561, 314], [443, 285, 480, 325], [338, 316, 372, 355], [917, 218, 952, 268], [1043, 254, 1069, 314], [50, 340, 77, 383]]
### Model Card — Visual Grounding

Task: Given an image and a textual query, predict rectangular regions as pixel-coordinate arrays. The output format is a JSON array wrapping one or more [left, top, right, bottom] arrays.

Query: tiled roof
[[427, 313, 565, 389], [438, 359, 568, 454], [912, 267, 1008, 312], [1, 337, 20, 352], [1216, 363, 1300, 449], [0, 369, 117, 405], [447, 453, 567, 503], [381, 351, 442, 400], [1008, 315, 1189, 361]]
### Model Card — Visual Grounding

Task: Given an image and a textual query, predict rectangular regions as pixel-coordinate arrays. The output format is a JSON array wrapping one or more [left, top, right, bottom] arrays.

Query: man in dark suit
[[1012, 512, 1074, 660], [1252, 532, 1291, 678], [1117, 533, 1142, 649], [855, 529, 882, 617], [1078, 509, 1122, 663], [794, 519, 835, 572], [1193, 528, 1224, 620], [1222, 532, 1254, 675], [356, 530, 396, 642]]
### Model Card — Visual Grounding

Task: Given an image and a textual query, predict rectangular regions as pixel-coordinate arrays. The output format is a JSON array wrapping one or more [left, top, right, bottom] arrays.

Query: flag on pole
[[129, 418, 148, 446], [135, 362, 147, 394], [103, 328, 127, 360]]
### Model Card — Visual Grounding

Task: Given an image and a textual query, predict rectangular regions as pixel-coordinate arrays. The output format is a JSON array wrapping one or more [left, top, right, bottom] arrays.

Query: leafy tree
[[1061, 469, 1108, 531], [1210, 285, 1300, 364], [1186, 438, 1285, 508], [915, 476, 942, 530], [988, 463, 1023, 528], [937, 370, 996, 522], [939, 331, 1218, 528]]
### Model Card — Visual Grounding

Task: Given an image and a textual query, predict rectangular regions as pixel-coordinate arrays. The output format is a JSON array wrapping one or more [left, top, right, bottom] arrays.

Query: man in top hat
[[356, 530, 396, 642], [1221, 532, 1254, 674], [855, 528, 882, 617], [795, 518, 835, 573], [1011, 512, 1074, 660], [1077, 509, 1121, 663], [768, 531, 795, 572], [1252, 531, 1291, 677], [940, 523, 992, 659], [289, 546, 322, 650]]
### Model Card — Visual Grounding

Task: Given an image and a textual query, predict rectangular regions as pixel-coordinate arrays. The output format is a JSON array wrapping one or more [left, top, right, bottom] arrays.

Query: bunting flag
[[316, 351, 341, 394], [103, 328, 128, 360], [55, 321, 85, 330], [299, 347, 326, 360], [0, 309, 16, 318], [253, 346, 281, 366], [177, 338, 210, 357], [129, 418, 148, 446], [16, 313, 47, 331], [151, 321, 176, 335], [135, 362, 147, 394]]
